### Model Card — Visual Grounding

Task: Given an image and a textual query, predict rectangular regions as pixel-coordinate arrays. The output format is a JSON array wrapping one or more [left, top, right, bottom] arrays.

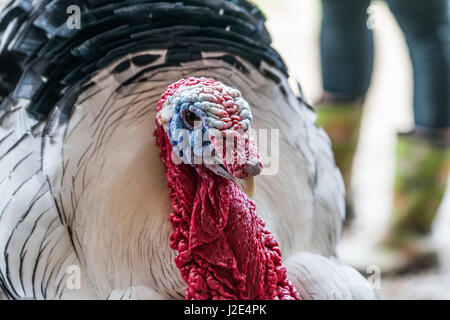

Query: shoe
[[343, 131, 449, 275], [315, 95, 365, 226]]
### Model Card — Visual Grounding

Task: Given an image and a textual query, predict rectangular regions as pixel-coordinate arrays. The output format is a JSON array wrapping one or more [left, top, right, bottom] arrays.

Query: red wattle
[[154, 118, 300, 301]]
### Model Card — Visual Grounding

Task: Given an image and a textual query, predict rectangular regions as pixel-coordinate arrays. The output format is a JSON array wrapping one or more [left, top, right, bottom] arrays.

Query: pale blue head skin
[[168, 101, 211, 159], [157, 80, 260, 180]]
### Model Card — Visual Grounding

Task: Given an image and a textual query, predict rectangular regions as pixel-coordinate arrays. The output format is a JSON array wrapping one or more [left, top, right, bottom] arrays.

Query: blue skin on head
[[168, 101, 216, 165]]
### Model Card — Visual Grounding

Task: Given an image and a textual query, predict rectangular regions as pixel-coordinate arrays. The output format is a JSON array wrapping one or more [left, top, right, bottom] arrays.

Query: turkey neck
[[154, 122, 300, 300]]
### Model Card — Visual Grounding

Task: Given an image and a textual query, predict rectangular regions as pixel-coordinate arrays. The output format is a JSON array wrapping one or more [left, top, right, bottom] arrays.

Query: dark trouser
[[321, 0, 450, 129]]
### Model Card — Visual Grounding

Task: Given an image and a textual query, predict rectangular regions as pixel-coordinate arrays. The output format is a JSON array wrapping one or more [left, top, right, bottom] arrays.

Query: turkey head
[[156, 77, 262, 197]]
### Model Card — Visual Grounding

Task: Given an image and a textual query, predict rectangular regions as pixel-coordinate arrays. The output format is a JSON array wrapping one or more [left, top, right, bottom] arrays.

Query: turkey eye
[[184, 111, 199, 128]]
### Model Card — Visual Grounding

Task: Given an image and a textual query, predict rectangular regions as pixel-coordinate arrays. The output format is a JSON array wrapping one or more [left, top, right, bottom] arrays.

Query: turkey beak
[[236, 176, 255, 197], [227, 144, 262, 198]]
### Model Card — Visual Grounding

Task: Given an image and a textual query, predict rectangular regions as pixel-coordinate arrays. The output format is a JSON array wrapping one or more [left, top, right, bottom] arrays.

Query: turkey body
[[0, 0, 375, 299]]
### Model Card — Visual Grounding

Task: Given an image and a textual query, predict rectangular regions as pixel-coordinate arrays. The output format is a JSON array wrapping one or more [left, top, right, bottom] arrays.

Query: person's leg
[[320, 0, 373, 99], [387, 0, 449, 130], [316, 0, 372, 224], [385, 0, 450, 241]]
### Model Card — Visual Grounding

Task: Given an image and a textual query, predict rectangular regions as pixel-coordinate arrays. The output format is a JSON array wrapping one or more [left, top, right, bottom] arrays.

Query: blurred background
[[254, 0, 450, 299]]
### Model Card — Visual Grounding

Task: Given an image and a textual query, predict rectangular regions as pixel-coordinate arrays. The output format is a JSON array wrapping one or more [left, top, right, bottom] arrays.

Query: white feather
[[0, 49, 373, 299]]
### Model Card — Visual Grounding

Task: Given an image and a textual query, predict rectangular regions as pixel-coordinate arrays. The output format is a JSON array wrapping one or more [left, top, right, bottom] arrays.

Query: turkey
[[0, 0, 377, 300]]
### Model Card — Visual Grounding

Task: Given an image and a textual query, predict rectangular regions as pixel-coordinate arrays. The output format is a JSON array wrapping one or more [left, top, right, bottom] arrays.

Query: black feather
[[0, 0, 288, 120]]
